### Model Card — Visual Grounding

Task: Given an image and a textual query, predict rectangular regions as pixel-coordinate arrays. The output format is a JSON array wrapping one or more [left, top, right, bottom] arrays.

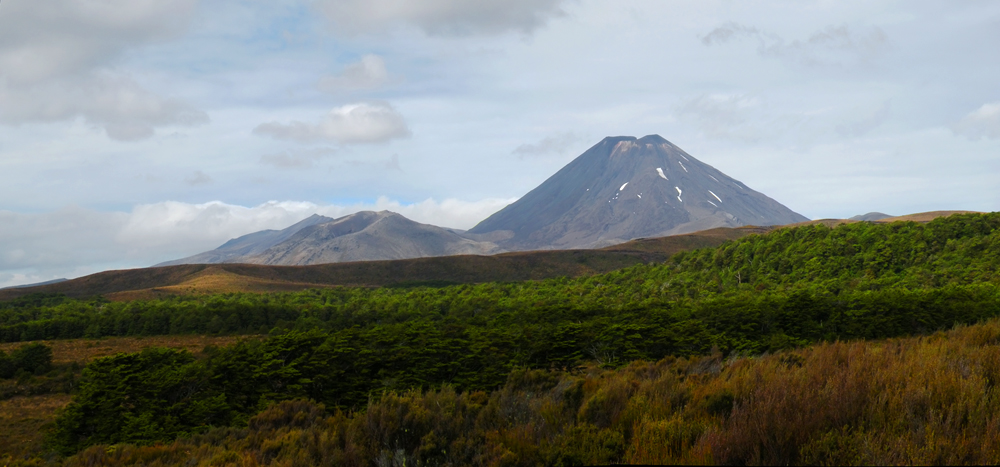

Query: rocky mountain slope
[[159, 211, 502, 266], [469, 134, 808, 249], [157, 214, 335, 266], [241, 211, 501, 265]]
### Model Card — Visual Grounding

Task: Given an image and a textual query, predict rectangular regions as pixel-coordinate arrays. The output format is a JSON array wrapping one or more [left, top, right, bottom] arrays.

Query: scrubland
[[2, 212, 999, 465], [50, 319, 1000, 466]]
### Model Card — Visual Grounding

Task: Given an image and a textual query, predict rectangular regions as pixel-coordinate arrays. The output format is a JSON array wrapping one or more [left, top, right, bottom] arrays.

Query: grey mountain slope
[[241, 211, 502, 265], [470, 135, 809, 250], [155, 214, 334, 266], [0, 278, 68, 290]]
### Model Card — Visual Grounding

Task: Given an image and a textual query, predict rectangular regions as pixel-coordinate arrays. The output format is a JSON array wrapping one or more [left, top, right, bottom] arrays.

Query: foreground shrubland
[[58, 318, 1000, 466]]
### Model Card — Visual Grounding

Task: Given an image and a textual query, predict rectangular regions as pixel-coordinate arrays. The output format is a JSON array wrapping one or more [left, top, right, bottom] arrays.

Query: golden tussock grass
[[0, 334, 254, 365]]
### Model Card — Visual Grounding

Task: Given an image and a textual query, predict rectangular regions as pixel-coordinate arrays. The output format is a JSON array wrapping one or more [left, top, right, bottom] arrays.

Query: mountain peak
[[470, 135, 808, 249], [638, 134, 668, 143]]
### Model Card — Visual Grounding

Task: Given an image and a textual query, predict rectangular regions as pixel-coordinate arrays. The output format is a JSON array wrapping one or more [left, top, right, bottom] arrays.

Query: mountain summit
[[470, 135, 808, 249]]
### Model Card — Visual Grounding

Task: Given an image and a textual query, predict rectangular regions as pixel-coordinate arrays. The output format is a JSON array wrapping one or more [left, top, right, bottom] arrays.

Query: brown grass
[[0, 335, 252, 365], [0, 394, 72, 461], [878, 210, 985, 223]]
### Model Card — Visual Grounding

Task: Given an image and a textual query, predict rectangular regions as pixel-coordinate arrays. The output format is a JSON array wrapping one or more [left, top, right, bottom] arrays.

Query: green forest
[[3, 212, 1000, 465]]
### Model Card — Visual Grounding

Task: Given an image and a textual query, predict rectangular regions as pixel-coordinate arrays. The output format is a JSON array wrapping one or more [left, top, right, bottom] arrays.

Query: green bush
[[0, 342, 53, 378], [47, 347, 231, 455]]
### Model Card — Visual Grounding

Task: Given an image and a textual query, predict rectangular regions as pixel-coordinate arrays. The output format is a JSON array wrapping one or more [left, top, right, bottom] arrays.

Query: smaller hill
[[158, 211, 504, 267], [879, 210, 982, 223], [849, 212, 892, 221], [242, 211, 502, 265], [157, 214, 334, 266]]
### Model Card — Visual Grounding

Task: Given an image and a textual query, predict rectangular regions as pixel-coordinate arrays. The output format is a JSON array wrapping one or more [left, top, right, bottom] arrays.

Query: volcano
[[470, 135, 808, 250]]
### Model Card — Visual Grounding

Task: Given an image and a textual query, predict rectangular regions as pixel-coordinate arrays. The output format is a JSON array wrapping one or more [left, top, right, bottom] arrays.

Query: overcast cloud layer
[[1, 0, 999, 286]]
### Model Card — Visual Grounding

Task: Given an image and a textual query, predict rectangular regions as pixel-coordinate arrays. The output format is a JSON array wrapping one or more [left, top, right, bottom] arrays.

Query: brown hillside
[[877, 210, 984, 223], [0, 226, 767, 301]]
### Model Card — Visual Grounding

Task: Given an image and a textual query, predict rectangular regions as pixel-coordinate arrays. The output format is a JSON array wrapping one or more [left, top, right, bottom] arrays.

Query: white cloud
[[701, 22, 761, 46], [253, 102, 411, 144], [0, 0, 206, 141], [0, 72, 209, 141], [318, 55, 391, 93], [259, 147, 339, 169], [836, 100, 892, 138], [314, 0, 567, 36], [952, 103, 1000, 140], [702, 22, 889, 67], [0, 197, 515, 287], [512, 132, 583, 158], [677, 94, 763, 142], [184, 171, 213, 186], [116, 201, 321, 250], [0, 0, 199, 83]]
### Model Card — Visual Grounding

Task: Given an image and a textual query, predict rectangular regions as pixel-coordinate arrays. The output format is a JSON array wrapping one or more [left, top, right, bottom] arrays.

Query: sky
[[1, 0, 999, 287]]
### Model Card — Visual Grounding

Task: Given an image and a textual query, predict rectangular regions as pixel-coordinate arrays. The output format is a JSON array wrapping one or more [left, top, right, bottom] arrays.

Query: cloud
[[0, 0, 206, 140], [700, 22, 761, 46], [512, 132, 583, 158], [318, 55, 391, 93], [702, 22, 889, 67], [677, 94, 763, 142], [259, 148, 339, 169], [836, 101, 892, 138], [253, 102, 411, 144], [314, 0, 568, 36], [0, 0, 199, 84], [0, 197, 516, 287], [184, 171, 213, 186], [116, 201, 322, 251], [952, 103, 1000, 140], [0, 72, 209, 141], [385, 154, 403, 171]]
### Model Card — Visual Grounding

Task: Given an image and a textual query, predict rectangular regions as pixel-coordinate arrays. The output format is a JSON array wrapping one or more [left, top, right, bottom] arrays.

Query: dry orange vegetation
[[104, 267, 336, 301], [0, 394, 72, 462]]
